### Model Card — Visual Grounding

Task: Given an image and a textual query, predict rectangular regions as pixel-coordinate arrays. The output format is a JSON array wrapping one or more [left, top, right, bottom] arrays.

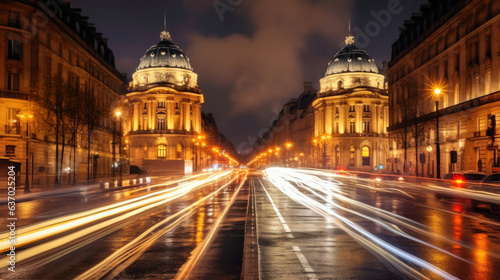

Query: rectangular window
[[158, 101, 165, 108], [363, 105, 370, 112], [363, 121, 370, 133], [336, 122, 339, 134], [335, 107, 339, 114], [349, 105, 355, 112], [8, 40, 22, 60], [6, 145, 16, 155], [350, 122, 355, 133], [157, 118, 165, 130], [7, 74, 20, 91], [8, 11, 20, 28]]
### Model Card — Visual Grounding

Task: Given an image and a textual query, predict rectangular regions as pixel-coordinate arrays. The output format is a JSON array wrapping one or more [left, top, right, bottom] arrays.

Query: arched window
[[362, 146, 370, 166], [349, 145, 355, 166], [176, 143, 183, 159], [338, 80, 343, 89], [157, 144, 166, 159]]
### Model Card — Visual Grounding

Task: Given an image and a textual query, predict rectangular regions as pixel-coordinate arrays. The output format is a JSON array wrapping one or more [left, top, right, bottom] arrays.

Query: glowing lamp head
[[115, 111, 122, 117], [434, 88, 441, 95]]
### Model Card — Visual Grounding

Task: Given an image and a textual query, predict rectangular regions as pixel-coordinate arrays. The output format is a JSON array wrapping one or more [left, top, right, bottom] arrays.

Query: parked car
[[130, 165, 148, 176], [443, 171, 487, 186], [467, 174, 500, 212], [480, 173, 500, 186]]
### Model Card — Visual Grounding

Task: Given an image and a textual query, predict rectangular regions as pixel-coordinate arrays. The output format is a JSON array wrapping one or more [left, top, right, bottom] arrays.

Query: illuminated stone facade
[[313, 36, 389, 170], [0, 0, 124, 186], [123, 29, 204, 171], [388, 0, 500, 176]]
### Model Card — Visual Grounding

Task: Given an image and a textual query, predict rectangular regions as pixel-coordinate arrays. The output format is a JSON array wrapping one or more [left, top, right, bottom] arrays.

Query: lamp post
[[285, 142, 292, 167], [18, 112, 33, 193], [426, 145, 433, 177], [434, 88, 441, 179], [114, 110, 122, 186]]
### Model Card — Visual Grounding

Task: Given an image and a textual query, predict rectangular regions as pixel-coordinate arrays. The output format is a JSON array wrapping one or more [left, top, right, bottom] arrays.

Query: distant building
[[312, 35, 389, 171], [123, 27, 204, 174], [388, 0, 500, 176], [0, 0, 124, 186], [254, 82, 316, 168]]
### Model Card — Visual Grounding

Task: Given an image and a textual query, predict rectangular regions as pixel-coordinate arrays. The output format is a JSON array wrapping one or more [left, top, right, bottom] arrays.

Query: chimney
[[303, 81, 313, 92]]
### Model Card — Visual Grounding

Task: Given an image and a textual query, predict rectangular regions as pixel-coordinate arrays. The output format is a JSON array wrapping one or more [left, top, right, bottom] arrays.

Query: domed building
[[312, 35, 389, 170], [123, 27, 204, 174]]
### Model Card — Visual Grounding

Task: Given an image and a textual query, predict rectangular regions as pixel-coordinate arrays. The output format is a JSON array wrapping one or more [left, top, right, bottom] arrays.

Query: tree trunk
[[55, 118, 60, 185]]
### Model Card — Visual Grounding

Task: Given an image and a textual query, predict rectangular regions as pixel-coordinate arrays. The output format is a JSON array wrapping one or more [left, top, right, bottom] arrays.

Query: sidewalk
[[0, 176, 153, 204]]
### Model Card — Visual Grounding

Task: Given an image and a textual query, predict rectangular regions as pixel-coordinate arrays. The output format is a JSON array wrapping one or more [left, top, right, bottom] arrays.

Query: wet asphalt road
[[0, 171, 249, 279], [256, 168, 500, 279], [1, 168, 500, 279]]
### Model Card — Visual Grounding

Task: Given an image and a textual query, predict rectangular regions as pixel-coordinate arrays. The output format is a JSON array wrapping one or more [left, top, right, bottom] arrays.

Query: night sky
[[71, 0, 427, 154]]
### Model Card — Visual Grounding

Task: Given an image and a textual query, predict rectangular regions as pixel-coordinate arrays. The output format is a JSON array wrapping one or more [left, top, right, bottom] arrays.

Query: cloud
[[186, 0, 353, 116]]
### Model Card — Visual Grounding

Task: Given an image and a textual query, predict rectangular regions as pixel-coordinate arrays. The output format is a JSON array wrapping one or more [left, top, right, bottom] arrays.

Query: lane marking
[[258, 179, 318, 279]]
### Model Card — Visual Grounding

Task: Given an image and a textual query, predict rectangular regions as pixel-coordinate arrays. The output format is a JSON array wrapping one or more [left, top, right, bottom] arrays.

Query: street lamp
[[426, 145, 433, 177], [113, 110, 122, 185], [17, 112, 33, 193], [434, 88, 441, 179]]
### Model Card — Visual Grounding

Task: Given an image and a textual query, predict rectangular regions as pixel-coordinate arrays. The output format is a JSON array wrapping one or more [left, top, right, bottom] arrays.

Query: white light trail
[[264, 167, 464, 280], [0, 171, 233, 267]]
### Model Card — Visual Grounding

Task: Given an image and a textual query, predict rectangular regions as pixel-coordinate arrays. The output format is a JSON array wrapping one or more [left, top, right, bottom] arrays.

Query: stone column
[[355, 103, 362, 133], [167, 100, 174, 130], [133, 101, 139, 131], [325, 105, 332, 135], [339, 104, 345, 134]]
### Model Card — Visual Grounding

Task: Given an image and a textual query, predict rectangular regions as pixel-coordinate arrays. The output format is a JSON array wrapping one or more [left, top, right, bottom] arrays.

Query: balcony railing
[[128, 129, 196, 136], [4, 125, 21, 135], [0, 90, 29, 100]]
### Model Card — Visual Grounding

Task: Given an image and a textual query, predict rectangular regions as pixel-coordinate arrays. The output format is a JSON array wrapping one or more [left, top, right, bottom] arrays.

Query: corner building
[[0, 0, 124, 186], [123, 29, 203, 174], [388, 0, 500, 176], [312, 35, 390, 170]]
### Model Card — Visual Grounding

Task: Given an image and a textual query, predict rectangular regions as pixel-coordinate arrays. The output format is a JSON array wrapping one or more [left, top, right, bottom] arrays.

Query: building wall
[[388, 0, 500, 176], [0, 0, 124, 186], [313, 89, 390, 171]]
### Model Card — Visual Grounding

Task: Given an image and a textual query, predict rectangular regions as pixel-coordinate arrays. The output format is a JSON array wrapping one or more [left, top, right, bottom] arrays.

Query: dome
[[137, 30, 192, 71], [325, 36, 378, 76]]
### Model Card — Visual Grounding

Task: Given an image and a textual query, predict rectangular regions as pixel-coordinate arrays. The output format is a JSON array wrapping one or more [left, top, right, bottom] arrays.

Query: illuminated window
[[157, 144, 166, 159], [349, 145, 355, 166], [176, 143, 182, 159], [362, 146, 370, 166]]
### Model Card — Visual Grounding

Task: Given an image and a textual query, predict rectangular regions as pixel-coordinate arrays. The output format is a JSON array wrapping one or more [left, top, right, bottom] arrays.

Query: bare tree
[[407, 96, 429, 177], [82, 88, 108, 182]]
